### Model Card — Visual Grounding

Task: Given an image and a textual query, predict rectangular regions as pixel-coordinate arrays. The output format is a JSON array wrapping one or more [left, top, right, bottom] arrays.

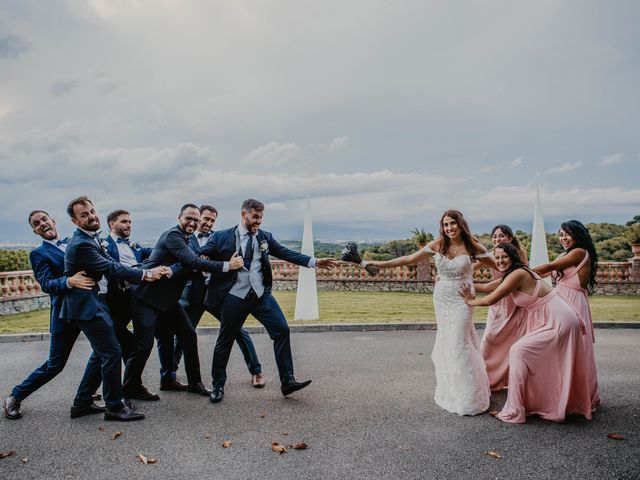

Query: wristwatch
[[145, 270, 153, 279]]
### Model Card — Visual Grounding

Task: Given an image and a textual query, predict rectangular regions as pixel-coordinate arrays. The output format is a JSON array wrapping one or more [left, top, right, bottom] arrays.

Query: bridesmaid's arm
[[461, 271, 525, 307], [473, 278, 501, 294], [473, 242, 496, 270], [533, 249, 585, 276]]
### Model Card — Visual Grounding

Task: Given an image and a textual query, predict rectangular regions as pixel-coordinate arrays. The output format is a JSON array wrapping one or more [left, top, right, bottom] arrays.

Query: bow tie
[[117, 237, 131, 244], [197, 232, 210, 239], [92, 232, 102, 240], [56, 238, 69, 246]]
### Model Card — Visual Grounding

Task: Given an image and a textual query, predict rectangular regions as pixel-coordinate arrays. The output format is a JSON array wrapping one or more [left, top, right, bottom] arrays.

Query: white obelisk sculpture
[[294, 195, 319, 320], [529, 187, 551, 284]]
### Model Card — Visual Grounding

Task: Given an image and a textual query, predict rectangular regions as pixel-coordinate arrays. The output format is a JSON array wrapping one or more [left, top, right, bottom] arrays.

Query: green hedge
[[0, 250, 32, 272]]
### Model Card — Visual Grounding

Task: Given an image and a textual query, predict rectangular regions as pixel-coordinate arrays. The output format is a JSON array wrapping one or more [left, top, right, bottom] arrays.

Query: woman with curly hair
[[533, 220, 600, 409]]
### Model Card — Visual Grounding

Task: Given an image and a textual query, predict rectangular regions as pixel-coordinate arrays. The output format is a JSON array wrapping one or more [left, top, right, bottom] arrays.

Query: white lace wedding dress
[[427, 247, 490, 415]]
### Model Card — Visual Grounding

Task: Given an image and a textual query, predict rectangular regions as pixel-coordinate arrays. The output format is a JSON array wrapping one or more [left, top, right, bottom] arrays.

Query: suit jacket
[[29, 242, 72, 333], [200, 226, 312, 311], [59, 229, 144, 321], [133, 225, 224, 313], [179, 234, 208, 309], [104, 235, 153, 302]]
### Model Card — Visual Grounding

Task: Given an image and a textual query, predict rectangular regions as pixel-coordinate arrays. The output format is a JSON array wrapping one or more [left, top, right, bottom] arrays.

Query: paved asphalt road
[[1, 329, 638, 480]]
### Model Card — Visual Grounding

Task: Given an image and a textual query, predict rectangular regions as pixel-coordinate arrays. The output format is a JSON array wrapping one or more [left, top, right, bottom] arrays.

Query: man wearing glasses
[[123, 204, 244, 401]]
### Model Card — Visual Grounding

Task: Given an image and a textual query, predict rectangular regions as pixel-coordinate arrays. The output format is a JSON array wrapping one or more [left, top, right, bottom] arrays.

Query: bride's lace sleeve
[[422, 245, 435, 254]]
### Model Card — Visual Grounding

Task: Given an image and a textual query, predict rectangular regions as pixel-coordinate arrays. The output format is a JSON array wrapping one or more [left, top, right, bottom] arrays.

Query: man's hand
[[228, 251, 244, 271], [316, 258, 339, 269], [159, 266, 173, 278], [68, 271, 95, 290], [143, 266, 165, 282]]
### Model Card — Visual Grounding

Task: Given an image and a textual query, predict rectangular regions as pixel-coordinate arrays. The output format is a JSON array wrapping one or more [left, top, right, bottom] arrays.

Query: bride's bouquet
[[340, 242, 380, 276]]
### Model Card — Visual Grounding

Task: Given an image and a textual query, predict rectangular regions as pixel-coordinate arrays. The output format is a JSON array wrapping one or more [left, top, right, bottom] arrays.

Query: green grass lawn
[[1, 291, 639, 334]]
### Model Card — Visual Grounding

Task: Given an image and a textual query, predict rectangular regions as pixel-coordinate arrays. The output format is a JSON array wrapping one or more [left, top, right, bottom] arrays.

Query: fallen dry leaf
[[147, 458, 157, 464], [204, 433, 211, 440], [259, 413, 266, 418], [282, 432, 289, 436], [0, 450, 17, 459], [288, 442, 309, 450], [222, 440, 233, 448], [488, 410, 499, 417], [607, 433, 625, 440], [98, 426, 105, 432], [485, 451, 502, 460], [112, 431, 123, 440], [418, 353, 424, 355], [137, 453, 148, 465], [271, 441, 287, 455], [399, 446, 416, 452], [21, 458, 28, 464]]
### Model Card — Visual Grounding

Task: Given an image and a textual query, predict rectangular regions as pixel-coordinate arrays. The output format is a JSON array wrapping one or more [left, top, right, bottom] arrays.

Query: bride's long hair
[[438, 210, 482, 260]]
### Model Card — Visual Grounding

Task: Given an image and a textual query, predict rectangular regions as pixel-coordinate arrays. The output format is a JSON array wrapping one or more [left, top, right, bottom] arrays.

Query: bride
[[365, 210, 494, 415]]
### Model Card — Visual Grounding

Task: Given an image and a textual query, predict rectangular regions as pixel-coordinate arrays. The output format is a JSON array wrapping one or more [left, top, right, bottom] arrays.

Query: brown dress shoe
[[124, 386, 160, 401], [187, 382, 212, 396], [70, 403, 105, 418], [3, 395, 22, 420], [160, 379, 188, 391], [251, 373, 266, 388]]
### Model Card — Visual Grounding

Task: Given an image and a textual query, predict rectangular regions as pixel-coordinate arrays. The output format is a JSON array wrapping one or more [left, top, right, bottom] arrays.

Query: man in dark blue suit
[[125, 204, 243, 400], [104, 209, 153, 363], [60, 196, 166, 421], [201, 199, 337, 403], [173, 205, 264, 388], [3, 210, 100, 420]]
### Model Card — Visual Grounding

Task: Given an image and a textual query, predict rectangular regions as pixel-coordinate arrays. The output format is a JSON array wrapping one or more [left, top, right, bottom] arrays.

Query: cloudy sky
[[1, 0, 639, 242]]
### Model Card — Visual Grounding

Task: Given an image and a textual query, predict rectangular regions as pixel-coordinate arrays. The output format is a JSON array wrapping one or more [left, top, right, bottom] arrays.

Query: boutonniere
[[259, 240, 269, 253], [129, 241, 139, 249], [100, 240, 108, 249]]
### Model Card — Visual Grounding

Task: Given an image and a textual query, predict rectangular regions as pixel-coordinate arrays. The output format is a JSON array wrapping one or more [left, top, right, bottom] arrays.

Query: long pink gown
[[554, 252, 600, 409], [497, 279, 593, 424], [481, 269, 528, 391]]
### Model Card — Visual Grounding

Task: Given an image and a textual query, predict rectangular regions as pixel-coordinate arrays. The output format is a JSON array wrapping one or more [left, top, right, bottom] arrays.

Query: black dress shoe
[[281, 379, 312, 396], [124, 386, 160, 401], [3, 395, 22, 420], [123, 398, 136, 411], [160, 379, 188, 391], [209, 387, 224, 403], [187, 382, 212, 396], [92, 393, 102, 401], [70, 403, 105, 418], [104, 405, 145, 422]]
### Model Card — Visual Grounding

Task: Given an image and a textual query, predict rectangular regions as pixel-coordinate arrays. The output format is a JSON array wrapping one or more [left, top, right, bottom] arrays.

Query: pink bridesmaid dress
[[554, 252, 600, 409], [480, 269, 528, 391], [497, 279, 593, 424]]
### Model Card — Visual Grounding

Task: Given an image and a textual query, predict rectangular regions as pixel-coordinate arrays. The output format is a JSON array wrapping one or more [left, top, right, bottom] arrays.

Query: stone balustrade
[[1, 259, 639, 313]]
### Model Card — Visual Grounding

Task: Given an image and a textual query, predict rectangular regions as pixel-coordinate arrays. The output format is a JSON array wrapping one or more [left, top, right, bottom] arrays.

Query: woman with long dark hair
[[533, 220, 600, 409], [461, 243, 593, 423], [475, 225, 528, 391], [364, 210, 493, 415]]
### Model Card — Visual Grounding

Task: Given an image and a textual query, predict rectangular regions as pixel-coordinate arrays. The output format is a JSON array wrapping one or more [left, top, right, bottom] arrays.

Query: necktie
[[244, 233, 254, 270], [56, 238, 68, 246], [117, 237, 130, 244], [197, 232, 210, 239]]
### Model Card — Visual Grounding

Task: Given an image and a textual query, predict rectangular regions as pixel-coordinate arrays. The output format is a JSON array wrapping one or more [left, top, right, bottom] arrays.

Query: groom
[[201, 199, 337, 403]]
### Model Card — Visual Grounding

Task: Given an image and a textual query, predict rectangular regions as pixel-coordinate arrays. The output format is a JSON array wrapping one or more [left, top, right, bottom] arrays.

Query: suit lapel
[[106, 236, 120, 262]]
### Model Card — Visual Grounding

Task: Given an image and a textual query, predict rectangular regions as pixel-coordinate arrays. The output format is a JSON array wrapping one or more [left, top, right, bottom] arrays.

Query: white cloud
[[543, 161, 583, 175], [599, 153, 624, 167], [242, 142, 303, 167], [329, 136, 349, 153], [510, 157, 523, 167]]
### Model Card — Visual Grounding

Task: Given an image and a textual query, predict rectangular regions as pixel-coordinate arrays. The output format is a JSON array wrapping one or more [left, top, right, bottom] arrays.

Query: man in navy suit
[[60, 196, 166, 421], [3, 210, 100, 420], [201, 199, 337, 403], [125, 204, 243, 400], [173, 205, 264, 388], [103, 209, 153, 363]]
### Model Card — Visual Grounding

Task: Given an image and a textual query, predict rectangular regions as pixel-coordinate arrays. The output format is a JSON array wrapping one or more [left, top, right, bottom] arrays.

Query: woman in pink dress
[[475, 225, 528, 391], [533, 220, 600, 409], [460, 243, 593, 424]]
